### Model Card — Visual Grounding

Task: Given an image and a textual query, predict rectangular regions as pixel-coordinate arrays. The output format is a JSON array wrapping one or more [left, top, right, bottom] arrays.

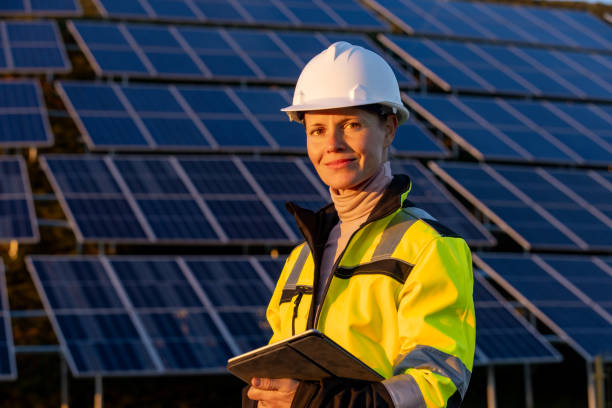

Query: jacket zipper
[[291, 291, 304, 336], [312, 206, 402, 328]]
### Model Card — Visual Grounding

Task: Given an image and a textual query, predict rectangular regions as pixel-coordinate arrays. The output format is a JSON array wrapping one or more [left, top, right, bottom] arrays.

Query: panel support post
[[594, 356, 605, 408], [524, 364, 533, 408], [61, 357, 68, 408], [588, 360, 596, 408], [487, 365, 497, 408], [94, 376, 103, 408]]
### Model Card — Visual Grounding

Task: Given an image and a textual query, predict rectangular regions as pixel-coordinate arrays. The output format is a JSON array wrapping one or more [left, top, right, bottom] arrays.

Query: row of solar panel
[[56, 81, 444, 155], [36, 155, 494, 246], [431, 162, 612, 252], [68, 21, 612, 102], [2, 78, 612, 168], [68, 21, 414, 85], [367, 0, 612, 51], [380, 34, 612, 101], [404, 93, 612, 166], [475, 253, 612, 362], [0, 0, 80, 16], [26, 255, 562, 377], [92, 0, 386, 30], [4, 0, 611, 58]]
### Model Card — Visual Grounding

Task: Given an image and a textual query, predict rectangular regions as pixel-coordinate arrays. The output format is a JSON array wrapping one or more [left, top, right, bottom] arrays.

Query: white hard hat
[[281, 41, 409, 124]]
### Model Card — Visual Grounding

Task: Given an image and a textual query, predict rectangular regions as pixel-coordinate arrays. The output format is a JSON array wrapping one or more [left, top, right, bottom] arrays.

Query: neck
[[330, 162, 393, 223]]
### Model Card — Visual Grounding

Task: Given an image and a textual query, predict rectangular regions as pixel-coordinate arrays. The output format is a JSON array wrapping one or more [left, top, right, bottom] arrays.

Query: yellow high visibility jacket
[[266, 175, 476, 407]]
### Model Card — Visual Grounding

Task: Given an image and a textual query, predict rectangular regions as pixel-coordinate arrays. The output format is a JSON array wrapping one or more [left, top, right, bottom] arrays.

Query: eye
[[309, 127, 324, 137], [345, 121, 362, 130]]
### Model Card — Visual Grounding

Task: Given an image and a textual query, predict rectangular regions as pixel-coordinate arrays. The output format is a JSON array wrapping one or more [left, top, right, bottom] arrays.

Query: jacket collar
[[285, 174, 413, 255]]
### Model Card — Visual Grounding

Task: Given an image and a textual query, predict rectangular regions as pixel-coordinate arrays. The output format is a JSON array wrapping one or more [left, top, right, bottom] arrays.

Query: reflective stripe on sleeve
[[394, 345, 471, 398], [382, 374, 426, 408]]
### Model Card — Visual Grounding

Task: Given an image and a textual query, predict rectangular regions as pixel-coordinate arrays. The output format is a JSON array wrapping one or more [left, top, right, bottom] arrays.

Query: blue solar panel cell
[[218, 310, 271, 352], [392, 121, 447, 156], [186, 260, 272, 307], [241, 3, 292, 24], [0, 160, 25, 194], [112, 159, 189, 195], [128, 25, 182, 48], [57, 313, 157, 373], [60, 83, 124, 111], [67, 198, 148, 240], [137, 199, 217, 240], [261, 121, 306, 149], [242, 160, 321, 197], [111, 260, 202, 308], [178, 159, 255, 195], [45, 158, 121, 194], [147, 0, 198, 19], [177, 88, 240, 114], [32, 259, 124, 309], [71, 22, 130, 47], [122, 87, 183, 113], [141, 117, 209, 147], [92, 50, 150, 74], [96, 0, 149, 17], [206, 199, 288, 240], [0, 114, 48, 143], [0, 200, 32, 238], [80, 116, 149, 147], [204, 119, 269, 147], [139, 311, 232, 369]]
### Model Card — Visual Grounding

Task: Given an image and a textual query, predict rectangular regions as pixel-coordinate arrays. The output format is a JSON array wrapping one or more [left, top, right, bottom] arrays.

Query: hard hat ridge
[[281, 41, 409, 124]]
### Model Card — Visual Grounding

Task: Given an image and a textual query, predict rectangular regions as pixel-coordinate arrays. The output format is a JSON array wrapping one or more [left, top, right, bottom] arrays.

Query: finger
[[252, 378, 298, 392]]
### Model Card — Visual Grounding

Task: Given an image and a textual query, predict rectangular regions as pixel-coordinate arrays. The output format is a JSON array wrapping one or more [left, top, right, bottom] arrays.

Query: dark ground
[[0, 344, 606, 408]]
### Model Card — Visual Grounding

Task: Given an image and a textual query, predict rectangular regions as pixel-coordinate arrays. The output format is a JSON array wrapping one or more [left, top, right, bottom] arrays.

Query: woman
[[245, 41, 475, 408]]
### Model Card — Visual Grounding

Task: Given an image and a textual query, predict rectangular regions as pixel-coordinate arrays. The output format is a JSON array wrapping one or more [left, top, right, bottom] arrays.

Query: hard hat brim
[[281, 100, 409, 124]]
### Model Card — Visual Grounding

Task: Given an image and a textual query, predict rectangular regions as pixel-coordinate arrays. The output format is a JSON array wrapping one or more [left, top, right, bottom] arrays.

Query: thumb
[[252, 377, 275, 390]]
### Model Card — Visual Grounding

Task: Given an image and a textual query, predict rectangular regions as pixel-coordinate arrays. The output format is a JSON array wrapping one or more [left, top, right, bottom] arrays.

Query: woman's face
[[304, 107, 397, 191]]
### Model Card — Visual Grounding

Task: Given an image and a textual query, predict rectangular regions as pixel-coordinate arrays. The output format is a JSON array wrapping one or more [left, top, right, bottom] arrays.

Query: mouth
[[324, 158, 356, 169]]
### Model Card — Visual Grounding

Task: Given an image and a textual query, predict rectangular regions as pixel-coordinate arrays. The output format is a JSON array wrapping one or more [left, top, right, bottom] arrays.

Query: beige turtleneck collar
[[329, 161, 393, 223], [315, 162, 393, 305]]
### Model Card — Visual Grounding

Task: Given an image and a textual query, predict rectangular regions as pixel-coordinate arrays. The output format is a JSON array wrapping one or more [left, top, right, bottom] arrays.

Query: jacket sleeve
[[381, 235, 476, 408]]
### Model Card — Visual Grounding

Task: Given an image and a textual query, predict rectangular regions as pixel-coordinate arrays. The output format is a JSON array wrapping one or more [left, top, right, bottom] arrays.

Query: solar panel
[[26, 256, 244, 375], [391, 117, 449, 158], [366, 0, 612, 51], [0, 21, 70, 73], [404, 93, 612, 166], [0, 261, 16, 380], [473, 273, 561, 365], [381, 35, 612, 100], [68, 22, 414, 86], [430, 161, 612, 251], [391, 160, 495, 247], [0, 157, 38, 243], [0, 0, 81, 16], [93, 0, 386, 30], [42, 155, 300, 243], [474, 253, 612, 362], [0, 80, 53, 147]]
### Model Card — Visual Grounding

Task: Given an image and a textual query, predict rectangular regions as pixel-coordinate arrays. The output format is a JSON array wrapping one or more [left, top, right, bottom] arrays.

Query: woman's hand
[[247, 377, 299, 408]]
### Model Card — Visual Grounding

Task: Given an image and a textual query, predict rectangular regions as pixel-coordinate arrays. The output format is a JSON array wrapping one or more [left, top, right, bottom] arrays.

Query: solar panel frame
[[0, 0, 82, 16], [0, 156, 39, 243], [0, 21, 71, 74]]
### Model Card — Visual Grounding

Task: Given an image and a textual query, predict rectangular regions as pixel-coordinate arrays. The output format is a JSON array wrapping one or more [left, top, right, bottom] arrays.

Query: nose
[[325, 127, 345, 153]]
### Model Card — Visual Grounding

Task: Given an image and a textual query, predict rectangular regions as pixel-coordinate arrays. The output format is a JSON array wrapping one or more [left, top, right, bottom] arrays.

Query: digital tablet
[[226, 329, 383, 383]]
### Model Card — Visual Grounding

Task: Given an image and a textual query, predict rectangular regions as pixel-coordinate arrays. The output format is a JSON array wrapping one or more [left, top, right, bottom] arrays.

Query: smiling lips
[[325, 158, 356, 169]]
